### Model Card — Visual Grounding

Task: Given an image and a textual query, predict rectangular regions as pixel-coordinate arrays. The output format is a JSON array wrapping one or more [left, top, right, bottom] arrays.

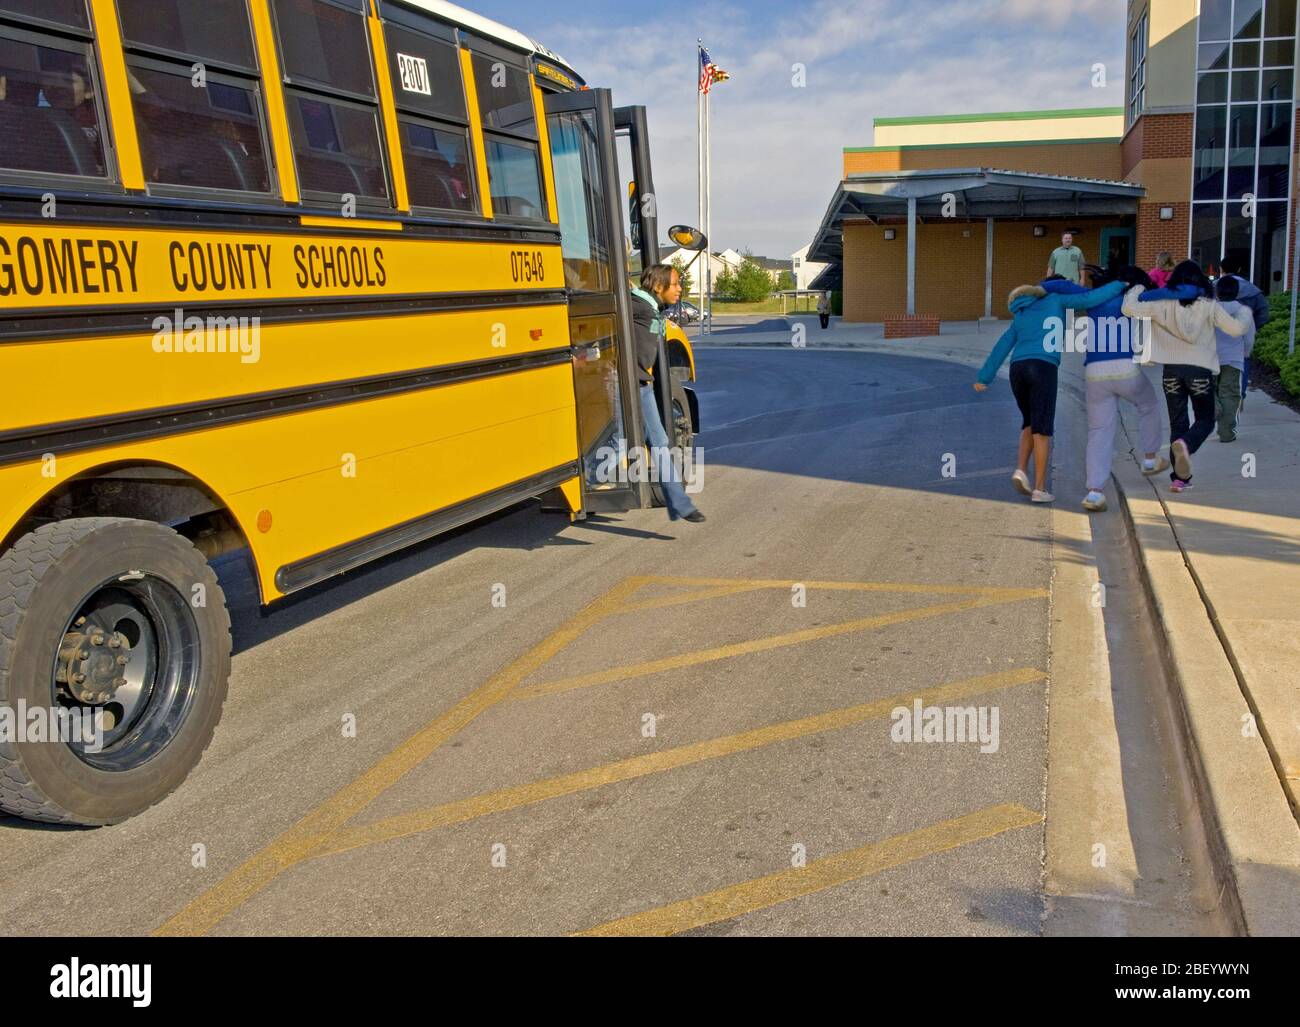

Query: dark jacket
[[1229, 275, 1270, 331], [630, 290, 662, 386]]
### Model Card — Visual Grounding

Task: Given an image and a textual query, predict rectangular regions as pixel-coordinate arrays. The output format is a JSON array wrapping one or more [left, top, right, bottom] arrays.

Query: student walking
[[1149, 251, 1176, 288], [1041, 266, 1169, 512], [974, 275, 1127, 503], [630, 264, 706, 523], [817, 291, 832, 330], [1211, 275, 1255, 443], [1124, 261, 1252, 492]]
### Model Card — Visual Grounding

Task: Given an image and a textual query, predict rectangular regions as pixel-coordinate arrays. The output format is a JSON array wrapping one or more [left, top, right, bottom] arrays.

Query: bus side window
[[0, 3, 110, 183], [382, 21, 476, 215], [271, 0, 392, 209], [470, 51, 546, 221], [117, 0, 273, 197]]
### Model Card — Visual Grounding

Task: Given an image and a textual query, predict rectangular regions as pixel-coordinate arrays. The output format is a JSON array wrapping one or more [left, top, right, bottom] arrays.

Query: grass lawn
[[704, 296, 823, 316]]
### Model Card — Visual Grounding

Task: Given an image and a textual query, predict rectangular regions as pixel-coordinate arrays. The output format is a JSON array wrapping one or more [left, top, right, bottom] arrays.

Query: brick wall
[[1135, 201, 1190, 269], [842, 217, 1126, 322]]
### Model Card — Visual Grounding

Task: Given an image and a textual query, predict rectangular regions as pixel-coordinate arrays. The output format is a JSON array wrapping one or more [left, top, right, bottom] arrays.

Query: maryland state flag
[[698, 46, 731, 94]]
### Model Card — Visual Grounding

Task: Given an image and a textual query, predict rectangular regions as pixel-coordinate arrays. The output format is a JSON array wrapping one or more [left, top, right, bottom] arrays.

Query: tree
[[725, 253, 774, 302], [670, 255, 694, 297], [777, 270, 795, 292], [714, 265, 735, 299]]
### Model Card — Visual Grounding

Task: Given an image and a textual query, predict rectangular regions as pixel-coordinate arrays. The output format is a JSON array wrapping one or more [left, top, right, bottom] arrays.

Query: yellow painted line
[[308, 668, 1046, 861], [368, 11, 409, 213], [511, 594, 1037, 703], [248, 0, 298, 204], [154, 578, 646, 937], [460, 49, 493, 219], [575, 803, 1043, 936], [298, 215, 403, 232], [614, 581, 773, 616], [87, 0, 144, 190]]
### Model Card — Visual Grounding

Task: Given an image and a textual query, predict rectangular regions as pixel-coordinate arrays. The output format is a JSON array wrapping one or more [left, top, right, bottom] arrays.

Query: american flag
[[698, 46, 730, 94]]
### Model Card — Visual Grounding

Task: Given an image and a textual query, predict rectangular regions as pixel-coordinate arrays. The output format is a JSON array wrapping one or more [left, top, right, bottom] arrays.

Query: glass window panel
[[287, 90, 390, 202], [1200, 41, 1231, 68], [1257, 103, 1292, 198], [131, 64, 269, 193], [1226, 104, 1259, 198], [118, 0, 257, 70], [1198, 72, 1228, 103], [484, 137, 543, 219], [471, 53, 536, 139], [0, 0, 87, 30], [1233, 40, 1260, 65], [1223, 211, 1254, 278], [549, 109, 610, 293], [0, 35, 105, 177], [1262, 38, 1295, 64], [1264, 0, 1297, 37], [272, 0, 374, 98], [1260, 66, 1292, 99], [1191, 204, 1224, 270], [1235, 0, 1263, 37], [399, 118, 474, 212], [384, 24, 465, 121], [1231, 68, 1259, 99], [1254, 201, 1289, 293], [1193, 105, 1228, 200], [1201, 0, 1233, 39]]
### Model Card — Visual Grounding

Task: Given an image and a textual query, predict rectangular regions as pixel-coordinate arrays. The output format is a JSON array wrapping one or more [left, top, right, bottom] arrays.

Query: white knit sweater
[[1121, 285, 1250, 373]]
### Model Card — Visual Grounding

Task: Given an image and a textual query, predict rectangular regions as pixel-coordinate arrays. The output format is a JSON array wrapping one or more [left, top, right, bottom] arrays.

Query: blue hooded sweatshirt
[[976, 279, 1126, 385], [1041, 278, 1135, 365]]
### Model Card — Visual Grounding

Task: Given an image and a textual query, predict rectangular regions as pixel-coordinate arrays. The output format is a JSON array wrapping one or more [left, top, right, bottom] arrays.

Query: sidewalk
[[699, 317, 1300, 934]]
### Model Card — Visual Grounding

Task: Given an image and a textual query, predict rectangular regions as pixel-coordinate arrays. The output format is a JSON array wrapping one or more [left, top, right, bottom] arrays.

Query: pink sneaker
[[1170, 479, 1192, 493]]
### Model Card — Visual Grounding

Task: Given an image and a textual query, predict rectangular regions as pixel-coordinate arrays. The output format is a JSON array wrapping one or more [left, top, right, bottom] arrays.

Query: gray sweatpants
[[1086, 370, 1163, 491]]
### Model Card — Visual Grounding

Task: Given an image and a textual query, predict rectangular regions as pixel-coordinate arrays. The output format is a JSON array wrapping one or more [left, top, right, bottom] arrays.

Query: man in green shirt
[[1046, 232, 1085, 283]]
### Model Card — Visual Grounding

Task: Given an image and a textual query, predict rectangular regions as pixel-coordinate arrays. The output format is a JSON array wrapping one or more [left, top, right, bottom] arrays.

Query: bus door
[[545, 89, 650, 514]]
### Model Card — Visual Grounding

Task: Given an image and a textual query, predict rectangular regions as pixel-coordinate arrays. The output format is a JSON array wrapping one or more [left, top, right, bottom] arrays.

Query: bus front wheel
[[0, 518, 231, 826]]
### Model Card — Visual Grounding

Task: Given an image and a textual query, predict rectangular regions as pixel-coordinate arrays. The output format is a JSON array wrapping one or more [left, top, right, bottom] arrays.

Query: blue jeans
[[639, 384, 696, 519]]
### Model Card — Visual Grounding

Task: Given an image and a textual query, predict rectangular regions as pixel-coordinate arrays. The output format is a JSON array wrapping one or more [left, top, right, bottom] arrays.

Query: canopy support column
[[906, 195, 917, 316], [985, 217, 994, 318]]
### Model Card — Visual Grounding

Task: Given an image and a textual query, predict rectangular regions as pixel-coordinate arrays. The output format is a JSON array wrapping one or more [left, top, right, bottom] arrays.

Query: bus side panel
[[0, 360, 579, 603], [0, 306, 571, 434]]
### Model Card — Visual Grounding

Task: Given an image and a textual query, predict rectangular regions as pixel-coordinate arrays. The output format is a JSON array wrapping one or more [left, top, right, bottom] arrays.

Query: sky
[[468, 0, 1128, 259]]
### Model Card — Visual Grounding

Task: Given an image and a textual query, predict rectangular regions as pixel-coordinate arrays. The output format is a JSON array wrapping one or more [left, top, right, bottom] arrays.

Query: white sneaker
[[1011, 469, 1032, 496], [1031, 490, 1055, 504], [1142, 457, 1170, 476], [1082, 490, 1107, 512]]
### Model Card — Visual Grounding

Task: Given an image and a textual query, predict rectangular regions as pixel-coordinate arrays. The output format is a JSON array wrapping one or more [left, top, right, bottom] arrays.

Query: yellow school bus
[[0, 0, 702, 824]]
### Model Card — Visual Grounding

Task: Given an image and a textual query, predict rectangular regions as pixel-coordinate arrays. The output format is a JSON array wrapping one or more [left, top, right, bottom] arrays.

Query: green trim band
[[873, 107, 1124, 127], [845, 137, 1122, 154]]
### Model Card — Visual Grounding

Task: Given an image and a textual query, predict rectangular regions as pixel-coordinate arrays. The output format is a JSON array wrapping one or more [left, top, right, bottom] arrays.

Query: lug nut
[[117, 655, 129, 666], [90, 634, 105, 647], [112, 677, 126, 688], [108, 637, 121, 650], [73, 673, 86, 685], [75, 617, 86, 627]]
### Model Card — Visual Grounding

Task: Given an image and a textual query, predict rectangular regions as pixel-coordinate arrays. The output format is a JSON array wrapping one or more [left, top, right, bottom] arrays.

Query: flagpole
[[705, 86, 713, 334], [696, 42, 706, 328]]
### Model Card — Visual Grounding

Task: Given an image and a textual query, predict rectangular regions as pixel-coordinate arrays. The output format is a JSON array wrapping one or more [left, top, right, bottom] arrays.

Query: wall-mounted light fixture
[[884, 228, 897, 240], [1159, 207, 1175, 221], [1033, 225, 1047, 237]]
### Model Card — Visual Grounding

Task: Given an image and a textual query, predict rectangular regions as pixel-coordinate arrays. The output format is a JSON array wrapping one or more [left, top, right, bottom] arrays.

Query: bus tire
[[0, 518, 231, 826]]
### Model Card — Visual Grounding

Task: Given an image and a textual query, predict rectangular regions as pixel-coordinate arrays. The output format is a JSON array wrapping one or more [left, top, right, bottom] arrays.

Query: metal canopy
[[807, 167, 1146, 272]]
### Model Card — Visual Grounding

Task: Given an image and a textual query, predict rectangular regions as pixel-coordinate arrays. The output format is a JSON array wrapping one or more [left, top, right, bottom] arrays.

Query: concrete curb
[[1109, 447, 1300, 937]]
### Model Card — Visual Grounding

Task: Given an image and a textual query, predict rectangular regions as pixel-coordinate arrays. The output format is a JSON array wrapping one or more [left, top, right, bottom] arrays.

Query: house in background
[[792, 244, 829, 290]]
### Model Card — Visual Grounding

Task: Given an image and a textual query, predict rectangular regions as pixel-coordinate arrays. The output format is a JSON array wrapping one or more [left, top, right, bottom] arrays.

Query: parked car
[[664, 299, 708, 325]]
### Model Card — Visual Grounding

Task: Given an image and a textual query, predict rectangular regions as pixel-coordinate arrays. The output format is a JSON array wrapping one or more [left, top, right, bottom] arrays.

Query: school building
[[807, 0, 1299, 333]]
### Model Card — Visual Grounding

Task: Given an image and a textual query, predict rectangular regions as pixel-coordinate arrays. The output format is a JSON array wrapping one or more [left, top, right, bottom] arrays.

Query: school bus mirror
[[668, 226, 707, 251]]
